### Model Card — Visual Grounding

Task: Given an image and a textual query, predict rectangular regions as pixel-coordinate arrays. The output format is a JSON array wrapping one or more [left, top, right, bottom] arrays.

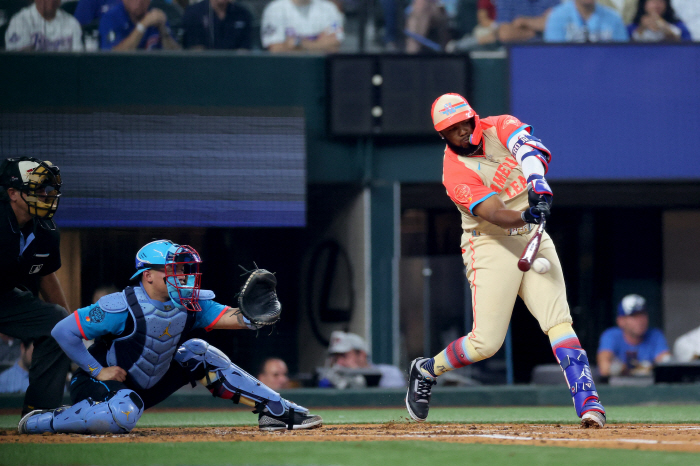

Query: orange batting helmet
[[431, 93, 483, 145]]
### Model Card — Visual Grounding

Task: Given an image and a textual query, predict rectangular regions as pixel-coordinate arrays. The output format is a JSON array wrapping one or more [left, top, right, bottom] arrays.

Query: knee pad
[[555, 347, 602, 418], [175, 338, 307, 417], [52, 389, 144, 434]]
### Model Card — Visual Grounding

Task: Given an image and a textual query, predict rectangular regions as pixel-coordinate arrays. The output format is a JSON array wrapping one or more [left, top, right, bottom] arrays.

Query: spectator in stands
[[182, 0, 252, 49], [628, 0, 691, 41], [404, 0, 450, 53], [671, 0, 700, 41], [4, 0, 83, 51], [0, 333, 21, 367], [597, 294, 670, 380], [257, 357, 290, 391], [0, 339, 33, 394], [260, 0, 343, 52], [599, 0, 637, 24], [496, 0, 560, 44], [447, 0, 499, 52], [99, 0, 180, 50], [319, 331, 405, 388], [545, 0, 629, 41], [673, 325, 700, 362], [74, 0, 119, 26]]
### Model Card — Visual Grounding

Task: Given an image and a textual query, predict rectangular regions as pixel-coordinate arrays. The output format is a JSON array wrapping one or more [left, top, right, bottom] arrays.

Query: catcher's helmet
[[431, 93, 483, 145], [130, 240, 203, 311], [0, 157, 62, 220]]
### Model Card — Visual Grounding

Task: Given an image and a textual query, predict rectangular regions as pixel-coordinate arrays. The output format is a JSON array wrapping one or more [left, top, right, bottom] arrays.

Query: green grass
[[3, 405, 700, 430], [0, 441, 698, 466]]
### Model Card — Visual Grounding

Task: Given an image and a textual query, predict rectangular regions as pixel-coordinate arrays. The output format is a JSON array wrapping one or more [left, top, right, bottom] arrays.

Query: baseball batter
[[18, 240, 322, 435], [405, 93, 606, 428]]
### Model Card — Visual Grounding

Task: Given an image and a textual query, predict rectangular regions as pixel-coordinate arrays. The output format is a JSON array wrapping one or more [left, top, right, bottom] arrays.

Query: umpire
[[0, 157, 71, 415]]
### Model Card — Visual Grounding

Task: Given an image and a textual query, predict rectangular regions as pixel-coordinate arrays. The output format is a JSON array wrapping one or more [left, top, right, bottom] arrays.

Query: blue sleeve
[[543, 9, 566, 42], [74, 304, 128, 340], [194, 300, 229, 331], [677, 22, 692, 41], [74, 0, 98, 25], [99, 13, 126, 49], [651, 329, 669, 359], [597, 328, 618, 353], [51, 313, 105, 377], [612, 16, 629, 41]]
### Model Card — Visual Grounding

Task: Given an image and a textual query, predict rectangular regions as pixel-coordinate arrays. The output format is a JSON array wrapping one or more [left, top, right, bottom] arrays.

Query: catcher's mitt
[[238, 269, 281, 327]]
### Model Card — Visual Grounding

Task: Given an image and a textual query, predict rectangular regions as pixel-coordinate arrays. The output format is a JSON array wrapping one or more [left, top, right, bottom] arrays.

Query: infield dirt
[[3, 423, 700, 453]]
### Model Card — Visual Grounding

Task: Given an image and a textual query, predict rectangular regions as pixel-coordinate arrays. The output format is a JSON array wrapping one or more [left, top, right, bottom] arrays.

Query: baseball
[[532, 258, 551, 274]]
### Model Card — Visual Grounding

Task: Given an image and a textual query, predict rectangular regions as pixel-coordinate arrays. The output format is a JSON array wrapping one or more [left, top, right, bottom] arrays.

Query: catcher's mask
[[0, 157, 62, 220], [431, 93, 482, 145], [165, 244, 202, 312]]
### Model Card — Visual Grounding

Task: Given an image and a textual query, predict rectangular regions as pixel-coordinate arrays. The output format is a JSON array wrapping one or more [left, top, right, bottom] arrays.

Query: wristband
[[136, 23, 146, 33]]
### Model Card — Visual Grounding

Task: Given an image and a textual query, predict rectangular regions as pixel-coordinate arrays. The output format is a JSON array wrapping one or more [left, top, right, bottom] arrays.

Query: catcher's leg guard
[[19, 389, 143, 435], [174, 338, 306, 416], [555, 347, 606, 423]]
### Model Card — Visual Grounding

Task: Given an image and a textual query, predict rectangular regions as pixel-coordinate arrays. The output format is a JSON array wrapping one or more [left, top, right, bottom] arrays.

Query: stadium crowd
[[1, 0, 697, 52]]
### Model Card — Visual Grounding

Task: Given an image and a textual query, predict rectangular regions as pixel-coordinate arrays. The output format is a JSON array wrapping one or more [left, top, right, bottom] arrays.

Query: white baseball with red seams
[[532, 257, 551, 274]]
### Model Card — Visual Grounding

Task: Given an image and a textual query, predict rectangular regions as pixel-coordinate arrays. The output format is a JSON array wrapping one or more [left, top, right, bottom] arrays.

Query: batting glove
[[521, 202, 551, 225], [527, 176, 553, 208]]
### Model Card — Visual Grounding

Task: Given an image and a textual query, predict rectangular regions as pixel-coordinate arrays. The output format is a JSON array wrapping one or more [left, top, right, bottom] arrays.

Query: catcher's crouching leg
[[174, 338, 322, 431], [19, 389, 143, 435]]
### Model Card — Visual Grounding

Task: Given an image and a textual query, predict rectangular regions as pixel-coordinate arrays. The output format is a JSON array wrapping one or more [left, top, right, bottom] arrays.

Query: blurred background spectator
[[99, 0, 180, 49], [404, 0, 450, 53], [261, 0, 343, 52], [0, 333, 21, 368], [545, 0, 629, 42], [599, 0, 637, 24], [318, 331, 405, 388], [671, 0, 699, 41], [182, 0, 252, 49], [74, 0, 118, 26], [447, 0, 499, 52], [628, 0, 690, 42], [4, 0, 83, 50], [673, 325, 700, 362], [597, 294, 670, 381], [496, 0, 560, 44], [257, 357, 290, 391], [0, 338, 33, 394]]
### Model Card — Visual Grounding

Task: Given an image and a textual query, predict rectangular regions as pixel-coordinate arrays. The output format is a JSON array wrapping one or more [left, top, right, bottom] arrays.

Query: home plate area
[[3, 423, 700, 452]]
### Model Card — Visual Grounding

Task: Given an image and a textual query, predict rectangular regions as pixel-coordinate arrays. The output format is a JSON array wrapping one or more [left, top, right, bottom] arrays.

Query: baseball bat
[[517, 219, 546, 272]]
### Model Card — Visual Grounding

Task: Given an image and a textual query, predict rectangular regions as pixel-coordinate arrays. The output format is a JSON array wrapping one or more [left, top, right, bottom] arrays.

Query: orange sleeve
[[443, 153, 497, 215], [485, 115, 532, 148]]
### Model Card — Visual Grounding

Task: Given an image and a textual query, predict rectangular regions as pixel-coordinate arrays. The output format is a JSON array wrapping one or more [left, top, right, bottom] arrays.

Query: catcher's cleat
[[258, 407, 323, 431], [18, 409, 55, 434], [581, 400, 606, 428], [405, 358, 437, 422]]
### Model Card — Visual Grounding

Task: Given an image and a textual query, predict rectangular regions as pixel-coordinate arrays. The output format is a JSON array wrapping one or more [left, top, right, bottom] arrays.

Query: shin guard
[[23, 390, 143, 434], [554, 347, 605, 418], [174, 338, 307, 416]]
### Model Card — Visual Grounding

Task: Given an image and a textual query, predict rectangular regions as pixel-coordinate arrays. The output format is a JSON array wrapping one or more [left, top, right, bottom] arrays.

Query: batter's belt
[[469, 223, 534, 237]]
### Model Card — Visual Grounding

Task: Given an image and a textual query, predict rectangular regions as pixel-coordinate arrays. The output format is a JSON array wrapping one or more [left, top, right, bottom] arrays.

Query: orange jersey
[[442, 114, 532, 236]]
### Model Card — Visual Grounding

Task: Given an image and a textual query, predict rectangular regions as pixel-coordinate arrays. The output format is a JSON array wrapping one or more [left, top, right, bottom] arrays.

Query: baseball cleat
[[18, 409, 55, 434], [581, 410, 606, 428], [405, 357, 437, 422], [258, 408, 323, 431]]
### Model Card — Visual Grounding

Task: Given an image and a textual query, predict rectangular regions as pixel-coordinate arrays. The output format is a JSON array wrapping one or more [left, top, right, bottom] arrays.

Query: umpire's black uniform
[[0, 194, 71, 415]]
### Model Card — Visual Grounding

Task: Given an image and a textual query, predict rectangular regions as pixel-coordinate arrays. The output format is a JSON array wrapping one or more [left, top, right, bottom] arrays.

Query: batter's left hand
[[522, 202, 550, 224], [528, 178, 553, 208]]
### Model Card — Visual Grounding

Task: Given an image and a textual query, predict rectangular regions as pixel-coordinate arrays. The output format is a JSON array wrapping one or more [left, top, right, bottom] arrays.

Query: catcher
[[19, 239, 322, 434]]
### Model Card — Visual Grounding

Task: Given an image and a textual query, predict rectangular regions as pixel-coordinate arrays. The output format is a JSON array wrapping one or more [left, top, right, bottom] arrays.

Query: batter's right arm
[[472, 195, 527, 229]]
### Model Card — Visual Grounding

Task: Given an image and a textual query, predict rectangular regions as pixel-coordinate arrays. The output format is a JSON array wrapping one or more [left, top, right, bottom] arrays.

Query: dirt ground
[[3, 423, 700, 453]]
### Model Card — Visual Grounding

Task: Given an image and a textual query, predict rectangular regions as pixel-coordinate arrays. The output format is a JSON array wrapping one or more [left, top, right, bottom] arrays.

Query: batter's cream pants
[[460, 231, 573, 360]]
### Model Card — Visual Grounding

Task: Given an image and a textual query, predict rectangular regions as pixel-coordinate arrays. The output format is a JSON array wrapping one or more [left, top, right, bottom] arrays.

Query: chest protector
[[101, 287, 206, 390]]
